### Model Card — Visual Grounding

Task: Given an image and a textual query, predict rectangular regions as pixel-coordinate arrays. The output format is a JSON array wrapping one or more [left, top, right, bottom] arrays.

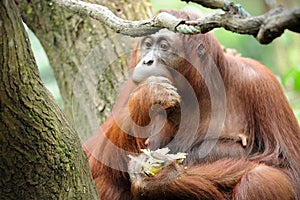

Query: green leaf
[[282, 68, 295, 86], [294, 72, 300, 92]]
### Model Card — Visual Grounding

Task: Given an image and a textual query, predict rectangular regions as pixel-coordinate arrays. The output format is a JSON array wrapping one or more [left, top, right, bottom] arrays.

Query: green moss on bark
[[0, 1, 99, 199]]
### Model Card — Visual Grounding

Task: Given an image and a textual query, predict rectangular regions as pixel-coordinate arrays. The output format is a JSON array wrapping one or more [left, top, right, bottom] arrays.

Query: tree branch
[[181, 0, 250, 17], [52, 0, 183, 37], [178, 3, 300, 44], [53, 0, 300, 44]]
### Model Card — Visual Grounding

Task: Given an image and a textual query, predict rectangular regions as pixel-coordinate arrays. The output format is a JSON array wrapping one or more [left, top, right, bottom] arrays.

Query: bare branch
[[256, 6, 300, 43], [180, 0, 300, 44], [53, 0, 300, 44], [52, 0, 183, 37], [181, 0, 250, 17], [178, 5, 300, 44]]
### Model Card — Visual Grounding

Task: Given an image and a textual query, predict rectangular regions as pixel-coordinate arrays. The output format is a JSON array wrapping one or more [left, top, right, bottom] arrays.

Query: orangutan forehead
[[148, 29, 178, 40]]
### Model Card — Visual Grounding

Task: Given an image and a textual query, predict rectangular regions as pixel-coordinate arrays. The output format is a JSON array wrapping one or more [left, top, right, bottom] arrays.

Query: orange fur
[[83, 10, 300, 200]]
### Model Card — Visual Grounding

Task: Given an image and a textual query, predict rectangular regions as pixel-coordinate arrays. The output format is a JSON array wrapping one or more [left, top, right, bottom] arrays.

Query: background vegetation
[[28, 0, 300, 122]]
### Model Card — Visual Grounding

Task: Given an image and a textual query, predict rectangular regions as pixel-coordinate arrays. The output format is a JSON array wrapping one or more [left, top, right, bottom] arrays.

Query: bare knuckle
[[133, 76, 181, 108]]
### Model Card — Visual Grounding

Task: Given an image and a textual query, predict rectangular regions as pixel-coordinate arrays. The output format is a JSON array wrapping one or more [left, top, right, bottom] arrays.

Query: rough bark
[[0, 1, 99, 199], [16, 0, 152, 141]]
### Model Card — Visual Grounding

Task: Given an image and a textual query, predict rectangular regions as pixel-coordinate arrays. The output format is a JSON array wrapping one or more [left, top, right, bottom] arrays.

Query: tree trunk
[[16, 0, 152, 141], [0, 1, 99, 199]]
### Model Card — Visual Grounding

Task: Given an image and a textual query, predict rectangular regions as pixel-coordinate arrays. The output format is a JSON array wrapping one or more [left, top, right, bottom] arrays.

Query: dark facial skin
[[132, 29, 183, 84]]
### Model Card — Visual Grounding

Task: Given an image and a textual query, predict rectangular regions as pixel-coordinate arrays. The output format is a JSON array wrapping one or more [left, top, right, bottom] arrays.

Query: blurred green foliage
[[282, 66, 300, 121], [282, 66, 300, 93]]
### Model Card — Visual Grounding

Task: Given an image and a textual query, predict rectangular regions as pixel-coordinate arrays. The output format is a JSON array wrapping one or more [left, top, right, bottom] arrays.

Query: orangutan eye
[[159, 40, 170, 51], [143, 38, 153, 49]]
